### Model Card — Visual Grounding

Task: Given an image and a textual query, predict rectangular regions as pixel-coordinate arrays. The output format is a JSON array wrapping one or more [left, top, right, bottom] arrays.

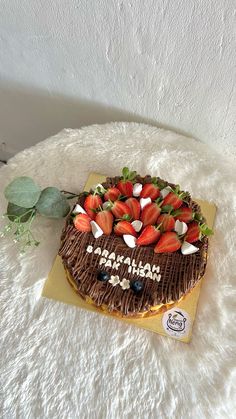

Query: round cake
[[59, 168, 212, 318]]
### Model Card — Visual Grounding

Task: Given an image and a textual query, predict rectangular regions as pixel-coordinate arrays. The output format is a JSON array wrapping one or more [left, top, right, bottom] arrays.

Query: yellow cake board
[[42, 173, 216, 343]]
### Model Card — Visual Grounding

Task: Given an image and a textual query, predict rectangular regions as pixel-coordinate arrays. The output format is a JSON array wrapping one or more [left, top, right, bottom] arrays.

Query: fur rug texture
[[0, 123, 235, 419]]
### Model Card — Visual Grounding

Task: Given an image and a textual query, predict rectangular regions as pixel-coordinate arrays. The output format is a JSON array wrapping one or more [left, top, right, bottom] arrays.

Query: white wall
[[0, 0, 235, 160]]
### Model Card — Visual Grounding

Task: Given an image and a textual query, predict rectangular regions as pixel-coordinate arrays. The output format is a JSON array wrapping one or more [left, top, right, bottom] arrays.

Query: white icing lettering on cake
[[86, 246, 162, 280], [86, 245, 93, 253], [105, 260, 112, 267], [99, 257, 106, 265], [139, 269, 145, 277], [153, 273, 161, 282], [143, 263, 151, 271], [112, 262, 120, 270], [146, 271, 153, 279], [102, 249, 109, 257], [94, 247, 101, 255]]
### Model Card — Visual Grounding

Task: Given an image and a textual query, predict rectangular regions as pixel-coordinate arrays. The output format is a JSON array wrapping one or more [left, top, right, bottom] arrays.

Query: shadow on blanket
[[0, 80, 196, 161]]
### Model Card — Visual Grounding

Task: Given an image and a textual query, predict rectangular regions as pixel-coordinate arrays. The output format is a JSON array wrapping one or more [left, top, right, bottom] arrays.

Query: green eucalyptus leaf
[[36, 187, 70, 218], [4, 177, 41, 208], [7, 203, 34, 223]]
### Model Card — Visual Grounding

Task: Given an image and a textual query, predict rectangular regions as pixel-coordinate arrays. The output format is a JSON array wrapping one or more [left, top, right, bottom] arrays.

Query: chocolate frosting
[[59, 175, 208, 316]]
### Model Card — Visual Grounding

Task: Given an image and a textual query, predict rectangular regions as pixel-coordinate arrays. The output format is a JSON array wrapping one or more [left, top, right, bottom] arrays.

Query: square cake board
[[42, 173, 216, 343]]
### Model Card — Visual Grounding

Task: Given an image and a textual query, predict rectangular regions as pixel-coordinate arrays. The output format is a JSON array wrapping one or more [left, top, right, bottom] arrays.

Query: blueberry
[[97, 271, 110, 282], [130, 280, 144, 294]]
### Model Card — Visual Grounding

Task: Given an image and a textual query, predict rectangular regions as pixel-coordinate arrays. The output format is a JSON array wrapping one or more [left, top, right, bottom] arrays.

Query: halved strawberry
[[154, 232, 181, 253], [157, 214, 175, 232], [140, 202, 161, 227], [162, 191, 183, 210], [140, 182, 160, 200], [111, 201, 132, 219], [137, 225, 161, 246], [173, 207, 193, 223], [125, 197, 141, 220], [74, 213, 91, 232], [114, 221, 137, 237], [184, 221, 200, 243], [117, 167, 137, 197], [95, 210, 114, 235], [104, 187, 121, 202], [84, 194, 103, 220]]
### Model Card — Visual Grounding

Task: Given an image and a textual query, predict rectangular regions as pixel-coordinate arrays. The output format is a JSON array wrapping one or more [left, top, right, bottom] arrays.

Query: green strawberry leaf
[[172, 209, 181, 216], [93, 184, 106, 196], [151, 177, 157, 185], [122, 214, 132, 221], [7, 203, 34, 223], [194, 213, 203, 222], [161, 205, 173, 213], [36, 187, 70, 218], [200, 223, 213, 236], [157, 179, 167, 189], [121, 167, 136, 181], [175, 185, 180, 194], [4, 177, 41, 208], [129, 170, 137, 181], [122, 167, 130, 180]]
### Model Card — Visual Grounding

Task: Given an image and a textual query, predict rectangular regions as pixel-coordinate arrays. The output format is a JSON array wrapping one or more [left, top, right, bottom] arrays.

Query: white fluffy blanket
[[0, 123, 235, 419]]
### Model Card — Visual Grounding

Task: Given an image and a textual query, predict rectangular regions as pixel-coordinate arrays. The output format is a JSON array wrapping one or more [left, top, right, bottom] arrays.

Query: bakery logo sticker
[[162, 308, 191, 339]]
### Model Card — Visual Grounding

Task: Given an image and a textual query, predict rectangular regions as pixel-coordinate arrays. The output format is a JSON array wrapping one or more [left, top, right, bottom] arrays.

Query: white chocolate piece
[[160, 186, 172, 198], [181, 241, 199, 255], [175, 220, 188, 235], [90, 221, 103, 238], [92, 183, 106, 194], [123, 234, 137, 248], [73, 204, 87, 215], [140, 197, 152, 209], [133, 183, 143, 197], [131, 220, 143, 232], [102, 201, 110, 210]]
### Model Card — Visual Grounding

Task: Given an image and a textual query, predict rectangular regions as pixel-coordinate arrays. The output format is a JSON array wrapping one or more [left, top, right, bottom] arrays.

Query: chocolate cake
[[59, 169, 212, 318]]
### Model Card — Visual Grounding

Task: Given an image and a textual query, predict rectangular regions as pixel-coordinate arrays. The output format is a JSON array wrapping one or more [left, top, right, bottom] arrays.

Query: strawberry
[[117, 167, 137, 197], [184, 221, 200, 243], [95, 210, 114, 235], [140, 182, 160, 200], [162, 187, 186, 210], [137, 225, 161, 246], [157, 214, 175, 232], [111, 201, 132, 219], [173, 207, 193, 223], [125, 197, 141, 220], [140, 202, 161, 227], [154, 232, 181, 253], [74, 213, 92, 232], [104, 187, 121, 202], [84, 194, 103, 220], [114, 221, 137, 237]]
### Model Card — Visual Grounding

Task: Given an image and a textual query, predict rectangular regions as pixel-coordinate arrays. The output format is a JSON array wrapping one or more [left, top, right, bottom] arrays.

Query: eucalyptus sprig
[[1, 176, 79, 252]]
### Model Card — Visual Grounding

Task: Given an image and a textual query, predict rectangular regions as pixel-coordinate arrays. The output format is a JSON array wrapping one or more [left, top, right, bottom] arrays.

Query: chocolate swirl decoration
[[59, 176, 208, 317]]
